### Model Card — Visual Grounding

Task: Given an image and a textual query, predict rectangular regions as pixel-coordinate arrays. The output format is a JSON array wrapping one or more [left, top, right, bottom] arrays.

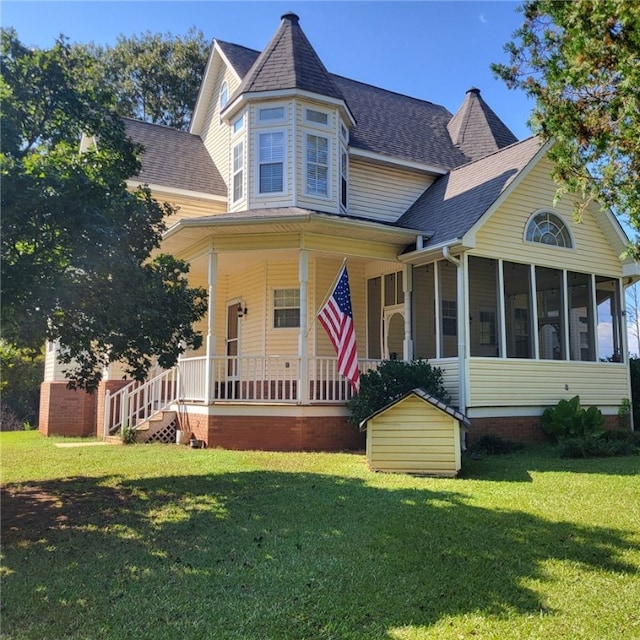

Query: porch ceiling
[[161, 208, 424, 259]]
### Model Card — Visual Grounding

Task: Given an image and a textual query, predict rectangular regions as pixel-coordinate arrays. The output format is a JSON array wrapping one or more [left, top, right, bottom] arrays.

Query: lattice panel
[[146, 419, 178, 444]]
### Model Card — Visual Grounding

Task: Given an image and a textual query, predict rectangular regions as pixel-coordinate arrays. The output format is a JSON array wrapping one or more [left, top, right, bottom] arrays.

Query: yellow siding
[[153, 194, 227, 227], [468, 359, 628, 408], [201, 65, 240, 193], [228, 262, 266, 355], [366, 395, 460, 475], [349, 160, 433, 223], [265, 259, 303, 356], [475, 158, 622, 275]]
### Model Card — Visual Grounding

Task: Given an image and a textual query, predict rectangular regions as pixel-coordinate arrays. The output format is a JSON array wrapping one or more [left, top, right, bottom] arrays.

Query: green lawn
[[1, 431, 639, 640]]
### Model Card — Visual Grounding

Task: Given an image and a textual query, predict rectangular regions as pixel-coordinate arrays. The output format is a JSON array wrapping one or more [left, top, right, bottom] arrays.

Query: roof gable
[[359, 388, 471, 430], [397, 137, 544, 245], [124, 118, 227, 197]]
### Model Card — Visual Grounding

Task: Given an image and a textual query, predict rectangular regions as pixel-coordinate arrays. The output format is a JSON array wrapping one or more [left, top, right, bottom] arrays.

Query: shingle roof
[[359, 387, 471, 430], [124, 118, 227, 197], [447, 87, 518, 162], [217, 40, 468, 170], [228, 12, 344, 103], [396, 136, 543, 244]]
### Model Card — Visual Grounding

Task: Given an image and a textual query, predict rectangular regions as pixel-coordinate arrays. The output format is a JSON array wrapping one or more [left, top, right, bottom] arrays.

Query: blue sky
[[2, 1, 533, 139]]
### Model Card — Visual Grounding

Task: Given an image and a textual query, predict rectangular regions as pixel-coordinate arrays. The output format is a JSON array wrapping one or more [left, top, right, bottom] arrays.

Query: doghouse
[[361, 388, 471, 476]]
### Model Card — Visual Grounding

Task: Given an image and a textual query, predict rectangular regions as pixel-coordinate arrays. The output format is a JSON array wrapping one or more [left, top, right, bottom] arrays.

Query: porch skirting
[[179, 405, 364, 452], [466, 414, 622, 447]]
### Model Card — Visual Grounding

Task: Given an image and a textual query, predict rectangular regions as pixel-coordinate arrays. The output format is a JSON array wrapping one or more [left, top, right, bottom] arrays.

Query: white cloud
[[479, 13, 488, 24]]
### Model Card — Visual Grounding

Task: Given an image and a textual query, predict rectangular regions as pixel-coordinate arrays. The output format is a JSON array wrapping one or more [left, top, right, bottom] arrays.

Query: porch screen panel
[[438, 259, 458, 358], [595, 276, 623, 362], [367, 277, 382, 359], [469, 257, 499, 357], [413, 264, 436, 359], [568, 271, 595, 361], [504, 261, 533, 358], [536, 266, 565, 360]]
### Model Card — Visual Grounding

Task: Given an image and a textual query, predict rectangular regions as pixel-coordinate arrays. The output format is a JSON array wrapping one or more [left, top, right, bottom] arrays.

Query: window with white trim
[[259, 106, 285, 122], [306, 133, 328, 196], [259, 131, 285, 194], [232, 141, 244, 202], [340, 147, 348, 209], [525, 211, 572, 248], [219, 81, 229, 109], [232, 114, 245, 134], [273, 289, 300, 328], [305, 107, 329, 126]]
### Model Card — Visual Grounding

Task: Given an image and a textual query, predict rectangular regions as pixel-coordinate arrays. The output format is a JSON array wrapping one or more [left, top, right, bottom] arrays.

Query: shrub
[[347, 359, 450, 427], [471, 434, 525, 455], [541, 395, 604, 442], [560, 434, 639, 458], [120, 424, 138, 445]]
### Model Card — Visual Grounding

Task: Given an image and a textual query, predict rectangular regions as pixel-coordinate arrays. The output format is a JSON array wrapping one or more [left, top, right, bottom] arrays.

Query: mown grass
[[1, 431, 639, 640]]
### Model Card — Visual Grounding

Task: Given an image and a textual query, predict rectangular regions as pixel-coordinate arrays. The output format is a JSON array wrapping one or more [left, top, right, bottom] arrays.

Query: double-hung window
[[259, 131, 285, 194], [232, 141, 244, 202], [306, 134, 328, 196], [273, 289, 300, 328]]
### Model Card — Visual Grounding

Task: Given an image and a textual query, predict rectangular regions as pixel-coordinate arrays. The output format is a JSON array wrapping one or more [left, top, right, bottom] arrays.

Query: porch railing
[[103, 367, 179, 437], [179, 356, 382, 404]]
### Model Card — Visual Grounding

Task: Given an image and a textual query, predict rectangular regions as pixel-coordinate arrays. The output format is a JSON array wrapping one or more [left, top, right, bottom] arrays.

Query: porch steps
[[135, 410, 179, 444]]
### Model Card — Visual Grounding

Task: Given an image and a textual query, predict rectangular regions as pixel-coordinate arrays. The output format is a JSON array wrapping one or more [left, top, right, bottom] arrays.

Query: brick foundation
[[178, 412, 364, 452], [38, 382, 98, 437], [467, 414, 622, 447]]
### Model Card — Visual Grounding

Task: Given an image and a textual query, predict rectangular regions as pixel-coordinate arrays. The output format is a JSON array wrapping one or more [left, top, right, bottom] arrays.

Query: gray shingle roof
[[447, 87, 518, 162], [396, 136, 543, 243], [228, 12, 344, 103], [124, 118, 227, 197]]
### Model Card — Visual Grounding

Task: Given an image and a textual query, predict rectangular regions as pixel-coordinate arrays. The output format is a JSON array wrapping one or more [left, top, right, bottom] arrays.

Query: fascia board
[[350, 148, 448, 177], [127, 180, 227, 203], [221, 88, 356, 127]]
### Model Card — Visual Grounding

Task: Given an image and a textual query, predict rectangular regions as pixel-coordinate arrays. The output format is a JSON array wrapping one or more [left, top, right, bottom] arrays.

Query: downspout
[[442, 246, 466, 415]]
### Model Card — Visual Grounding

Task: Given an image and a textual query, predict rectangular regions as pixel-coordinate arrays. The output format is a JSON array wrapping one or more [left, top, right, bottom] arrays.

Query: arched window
[[525, 211, 573, 248], [219, 81, 229, 109]]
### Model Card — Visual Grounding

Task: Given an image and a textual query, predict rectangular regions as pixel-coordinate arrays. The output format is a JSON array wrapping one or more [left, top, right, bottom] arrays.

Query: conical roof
[[447, 87, 518, 161], [229, 12, 345, 102]]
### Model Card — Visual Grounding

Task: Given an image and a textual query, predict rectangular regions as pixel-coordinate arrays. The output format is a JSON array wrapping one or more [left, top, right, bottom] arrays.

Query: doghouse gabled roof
[[359, 388, 471, 431]]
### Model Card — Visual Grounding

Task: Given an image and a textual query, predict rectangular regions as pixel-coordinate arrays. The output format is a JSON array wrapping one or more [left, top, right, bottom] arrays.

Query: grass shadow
[[2, 469, 638, 639]]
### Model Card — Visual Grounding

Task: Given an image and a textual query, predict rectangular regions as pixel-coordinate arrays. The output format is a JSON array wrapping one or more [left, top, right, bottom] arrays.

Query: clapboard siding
[[228, 262, 266, 355], [265, 260, 303, 356], [156, 194, 227, 227], [475, 158, 622, 275], [349, 160, 432, 223], [468, 359, 628, 407], [201, 65, 239, 195], [431, 359, 459, 407]]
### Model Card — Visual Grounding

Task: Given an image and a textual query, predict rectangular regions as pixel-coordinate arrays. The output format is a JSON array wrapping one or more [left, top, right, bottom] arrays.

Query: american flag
[[318, 264, 360, 392]]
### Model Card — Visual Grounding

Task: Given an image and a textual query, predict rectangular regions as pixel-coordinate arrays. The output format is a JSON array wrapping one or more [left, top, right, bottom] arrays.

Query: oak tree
[[0, 30, 207, 391]]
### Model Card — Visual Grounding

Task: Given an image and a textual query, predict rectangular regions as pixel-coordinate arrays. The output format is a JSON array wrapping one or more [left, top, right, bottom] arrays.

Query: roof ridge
[[448, 135, 540, 172]]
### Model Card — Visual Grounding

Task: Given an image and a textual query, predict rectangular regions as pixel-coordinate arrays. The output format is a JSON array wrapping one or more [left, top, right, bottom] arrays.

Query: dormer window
[[219, 81, 229, 109], [525, 211, 573, 248]]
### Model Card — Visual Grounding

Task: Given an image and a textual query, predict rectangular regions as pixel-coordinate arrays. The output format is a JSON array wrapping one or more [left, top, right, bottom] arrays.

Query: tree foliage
[[81, 28, 209, 131], [492, 0, 640, 247], [347, 359, 450, 427], [0, 30, 207, 391]]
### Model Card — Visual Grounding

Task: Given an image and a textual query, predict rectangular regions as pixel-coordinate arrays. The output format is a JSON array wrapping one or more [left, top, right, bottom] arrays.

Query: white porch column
[[298, 249, 309, 404], [403, 264, 413, 361], [204, 241, 218, 404]]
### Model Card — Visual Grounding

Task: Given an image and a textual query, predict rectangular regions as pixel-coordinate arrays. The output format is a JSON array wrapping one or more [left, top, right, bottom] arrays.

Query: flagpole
[[305, 257, 348, 337]]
